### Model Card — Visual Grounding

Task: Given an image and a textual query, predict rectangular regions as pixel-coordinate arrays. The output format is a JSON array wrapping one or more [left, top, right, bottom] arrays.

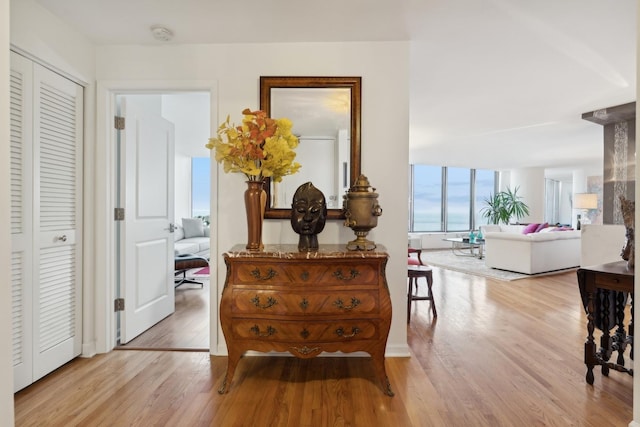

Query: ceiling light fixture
[[150, 25, 173, 42]]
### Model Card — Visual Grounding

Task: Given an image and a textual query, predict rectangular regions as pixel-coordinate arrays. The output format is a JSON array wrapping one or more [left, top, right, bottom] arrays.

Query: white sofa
[[174, 218, 210, 257], [481, 224, 581, 274]]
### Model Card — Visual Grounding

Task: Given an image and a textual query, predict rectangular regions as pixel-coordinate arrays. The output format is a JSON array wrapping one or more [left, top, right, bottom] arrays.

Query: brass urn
[[342, 175, 383, 250]]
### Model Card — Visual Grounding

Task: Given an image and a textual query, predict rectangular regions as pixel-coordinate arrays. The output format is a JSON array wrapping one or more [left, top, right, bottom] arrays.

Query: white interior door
[[120, 97, 175, 343]]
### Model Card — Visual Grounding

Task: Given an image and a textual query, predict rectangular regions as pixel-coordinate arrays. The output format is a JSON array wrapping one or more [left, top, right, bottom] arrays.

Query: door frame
[[94, 80, 219, 355]]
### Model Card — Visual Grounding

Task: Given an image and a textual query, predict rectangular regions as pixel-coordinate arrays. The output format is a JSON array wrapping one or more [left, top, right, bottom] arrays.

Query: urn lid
[[349, 174, 377, 194]]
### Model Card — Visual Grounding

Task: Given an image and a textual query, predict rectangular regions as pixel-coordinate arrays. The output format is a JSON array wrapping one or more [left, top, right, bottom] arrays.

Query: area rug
[[421, 250, 576, 282], [192, 266, 209, 275]]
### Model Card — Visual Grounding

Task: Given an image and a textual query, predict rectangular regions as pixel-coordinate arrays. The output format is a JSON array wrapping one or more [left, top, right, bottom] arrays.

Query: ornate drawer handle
[[250, 325, 276, 337], [333, 297, 361, 311], [250, 295, 277, 309], [335, 327, 361, 338], [333, 268, 360, 281], [251, 267, 277, 281]]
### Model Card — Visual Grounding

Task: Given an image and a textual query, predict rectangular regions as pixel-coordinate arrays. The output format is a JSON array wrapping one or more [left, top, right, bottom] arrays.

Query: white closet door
[[32, 62, 83, 381], [10, 52, 34, 392], [10, 50, 83, 392]]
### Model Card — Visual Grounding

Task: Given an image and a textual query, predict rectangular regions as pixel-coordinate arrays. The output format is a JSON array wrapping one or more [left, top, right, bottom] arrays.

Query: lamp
[[574, 193, 598, 230]]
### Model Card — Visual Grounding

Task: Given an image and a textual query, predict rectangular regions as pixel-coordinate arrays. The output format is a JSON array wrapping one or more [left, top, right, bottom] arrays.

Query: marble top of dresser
[[225, 244, 388, 259]]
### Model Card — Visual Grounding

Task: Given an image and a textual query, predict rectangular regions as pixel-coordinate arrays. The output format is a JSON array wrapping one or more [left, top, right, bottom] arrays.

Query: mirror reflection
[[270, 88, 351, 209], [260, 76, 361, 220]]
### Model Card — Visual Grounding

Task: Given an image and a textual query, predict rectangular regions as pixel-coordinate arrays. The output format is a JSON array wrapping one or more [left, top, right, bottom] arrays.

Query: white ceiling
[[34, 0, 637, 176]]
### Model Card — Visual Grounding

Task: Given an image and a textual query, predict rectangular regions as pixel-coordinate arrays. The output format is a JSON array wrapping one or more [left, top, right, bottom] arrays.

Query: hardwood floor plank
[[14, 266, 633, 426]]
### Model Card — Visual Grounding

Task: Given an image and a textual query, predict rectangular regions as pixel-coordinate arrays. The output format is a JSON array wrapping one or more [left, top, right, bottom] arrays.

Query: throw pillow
[[522, 223, 540, 234], [534, 222, 549, 233], [182, 217, 205, 238]]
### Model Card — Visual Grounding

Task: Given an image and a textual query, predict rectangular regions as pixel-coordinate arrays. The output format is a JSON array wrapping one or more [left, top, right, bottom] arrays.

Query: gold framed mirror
[[260, 76, 361, 220]]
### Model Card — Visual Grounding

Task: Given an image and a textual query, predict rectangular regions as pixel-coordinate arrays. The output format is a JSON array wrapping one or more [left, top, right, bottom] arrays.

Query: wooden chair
[[408, 247, 424, 266], [407, 265, 436, 322]]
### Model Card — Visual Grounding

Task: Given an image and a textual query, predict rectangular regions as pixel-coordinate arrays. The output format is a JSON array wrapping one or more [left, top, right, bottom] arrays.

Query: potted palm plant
[[480, 186, 530, 225]]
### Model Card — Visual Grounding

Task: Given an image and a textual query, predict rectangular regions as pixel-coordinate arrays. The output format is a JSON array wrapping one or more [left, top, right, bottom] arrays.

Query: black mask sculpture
[[291, 182, 327, 251]]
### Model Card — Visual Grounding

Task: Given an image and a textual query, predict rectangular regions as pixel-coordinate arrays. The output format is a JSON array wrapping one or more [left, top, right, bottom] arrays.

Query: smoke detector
[[150, 25, 174, 42]]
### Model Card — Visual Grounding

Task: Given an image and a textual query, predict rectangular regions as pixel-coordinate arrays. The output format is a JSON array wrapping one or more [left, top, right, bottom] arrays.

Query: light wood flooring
[[14, 267, 633, 426], [119, 272, 210, 351]]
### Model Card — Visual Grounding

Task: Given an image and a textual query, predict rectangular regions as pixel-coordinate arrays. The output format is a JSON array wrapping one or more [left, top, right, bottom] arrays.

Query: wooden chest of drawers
[[218, 244, 393, 396]]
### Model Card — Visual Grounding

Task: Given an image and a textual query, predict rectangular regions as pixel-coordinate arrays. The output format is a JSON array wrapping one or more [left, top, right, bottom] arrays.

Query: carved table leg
[[218, 349, 242, 394], [371, 347, 394, 397], [615, 291, 627, 366], [585, 287, 596, 385], [600, 290, 611, 376]]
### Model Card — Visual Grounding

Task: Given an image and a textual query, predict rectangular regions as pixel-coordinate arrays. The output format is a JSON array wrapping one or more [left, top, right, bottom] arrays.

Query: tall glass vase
[[244, 180, 266, 251]]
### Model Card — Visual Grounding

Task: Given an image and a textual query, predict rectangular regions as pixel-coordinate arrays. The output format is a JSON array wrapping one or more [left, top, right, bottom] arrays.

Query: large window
[[191, 157, 210, 219], [411, 165, 442, 231], [446, 167, 471, 231], [410, 165, 497, 232]]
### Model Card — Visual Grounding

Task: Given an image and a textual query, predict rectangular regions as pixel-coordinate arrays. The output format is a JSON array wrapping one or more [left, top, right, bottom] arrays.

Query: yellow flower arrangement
[[207, 108, 301, 182]]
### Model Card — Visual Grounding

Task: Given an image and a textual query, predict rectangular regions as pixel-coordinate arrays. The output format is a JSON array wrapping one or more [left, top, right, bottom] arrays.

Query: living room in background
[[409, 165, 497, 233]]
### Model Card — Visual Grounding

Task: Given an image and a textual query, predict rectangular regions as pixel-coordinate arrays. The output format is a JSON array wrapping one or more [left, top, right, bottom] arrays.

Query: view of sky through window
[[411, 165, 495, 232], [192, 157, 210, 218]]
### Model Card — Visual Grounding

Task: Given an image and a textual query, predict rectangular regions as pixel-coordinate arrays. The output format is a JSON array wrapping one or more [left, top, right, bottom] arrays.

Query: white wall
[[508, 167, 545, 223], [174, 155, 192, 223], [162, 92, 210, 158], [94, 42, 411, 356], [1, 0, 14, 423]]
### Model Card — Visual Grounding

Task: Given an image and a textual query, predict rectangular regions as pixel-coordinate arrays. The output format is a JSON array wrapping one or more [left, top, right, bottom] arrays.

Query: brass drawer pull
[[333, 297, 361, 311], [250, 295, 277, 309], [333, 268, 360, 281], [251, 267, 277, 281], [250, 325, 276, 337], [335, 327, 361, 338]]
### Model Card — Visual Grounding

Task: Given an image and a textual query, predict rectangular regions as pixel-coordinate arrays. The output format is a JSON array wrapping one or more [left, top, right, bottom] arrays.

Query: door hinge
[[114, 116, 125, 130], [114, 298, 125, 312], [114, 207, 125, 221]]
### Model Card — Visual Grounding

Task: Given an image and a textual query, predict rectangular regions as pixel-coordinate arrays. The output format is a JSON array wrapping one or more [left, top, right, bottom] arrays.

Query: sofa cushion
[[175, 241, 201, 256], [480, 225, 501, 234], [182, 217, 205, 238], [501, 224, 526, 234], [522, 223, 540, 234], [174, 236, 210, 256], [174, 227, 185, 241]]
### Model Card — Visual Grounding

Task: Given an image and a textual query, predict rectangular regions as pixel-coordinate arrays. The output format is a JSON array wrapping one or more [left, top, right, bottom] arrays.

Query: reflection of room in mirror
[[274, 135, 348, 209], [270, 87, 351, 209]]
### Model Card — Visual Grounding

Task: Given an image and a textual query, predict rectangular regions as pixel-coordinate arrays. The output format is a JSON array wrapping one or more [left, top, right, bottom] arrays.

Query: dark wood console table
[[218, 244, 393, 396], [577, 261, 634, 384]]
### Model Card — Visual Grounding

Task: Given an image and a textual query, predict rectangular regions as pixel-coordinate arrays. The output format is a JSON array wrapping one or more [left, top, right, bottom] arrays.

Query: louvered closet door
[[10, 52, 35, 392], [10, 51, 83, 391], [32, 62, 83, 381]]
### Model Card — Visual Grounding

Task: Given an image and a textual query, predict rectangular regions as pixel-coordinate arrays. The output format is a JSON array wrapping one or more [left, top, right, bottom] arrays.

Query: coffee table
[[443, 237, 485, 259]]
